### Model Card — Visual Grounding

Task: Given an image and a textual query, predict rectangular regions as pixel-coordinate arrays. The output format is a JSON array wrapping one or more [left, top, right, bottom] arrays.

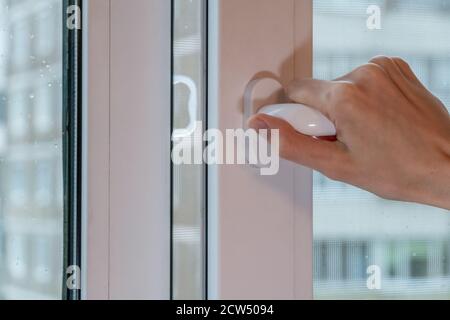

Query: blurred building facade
[[0, 0, 63, 299], [313, 0, 450, 299]]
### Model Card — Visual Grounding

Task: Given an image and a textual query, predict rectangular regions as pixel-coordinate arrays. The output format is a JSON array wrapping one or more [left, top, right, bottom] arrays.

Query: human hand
[[248, 56, 450, 210]]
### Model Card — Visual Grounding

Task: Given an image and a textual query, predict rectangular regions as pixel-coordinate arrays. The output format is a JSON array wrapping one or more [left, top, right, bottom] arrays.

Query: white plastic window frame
[[82, 0, 313, 300], [208, 0, 313, 300], [82, 0, 171, 299]]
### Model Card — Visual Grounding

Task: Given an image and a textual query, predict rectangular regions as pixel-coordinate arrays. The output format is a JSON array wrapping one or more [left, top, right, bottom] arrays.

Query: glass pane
[[172, 0, 207, 300], [313, 0, 450, 299], [0, 0, 63, 299]]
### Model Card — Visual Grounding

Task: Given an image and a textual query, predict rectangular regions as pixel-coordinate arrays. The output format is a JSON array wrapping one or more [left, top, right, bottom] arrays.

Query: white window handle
[[244, 75, 336, 137]]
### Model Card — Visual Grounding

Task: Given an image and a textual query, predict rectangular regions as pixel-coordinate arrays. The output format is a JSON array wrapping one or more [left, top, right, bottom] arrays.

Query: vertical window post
[[62, 0, 83, 301]]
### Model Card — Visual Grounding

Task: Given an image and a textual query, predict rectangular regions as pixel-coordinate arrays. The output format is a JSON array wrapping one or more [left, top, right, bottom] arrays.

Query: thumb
[[247, 114, 347, 173]]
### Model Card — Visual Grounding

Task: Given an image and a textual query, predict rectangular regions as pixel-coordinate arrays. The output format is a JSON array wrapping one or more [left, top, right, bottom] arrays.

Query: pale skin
[[248, 56, 450, 210]]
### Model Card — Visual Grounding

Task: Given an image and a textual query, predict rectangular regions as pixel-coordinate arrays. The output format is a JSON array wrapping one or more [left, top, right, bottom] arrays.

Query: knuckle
[[329, 82, 357, 99], [326, 82, 360, 112], [392, 57, 414, 74], [391, 56, 408, 67], [369, 55, 398, 71], [356, 63, 386, 79], [369, 55, 391, 65]]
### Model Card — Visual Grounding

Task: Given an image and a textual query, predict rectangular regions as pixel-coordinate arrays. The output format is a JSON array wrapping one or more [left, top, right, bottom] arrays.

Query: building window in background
[[313, 0, 450, 300], [0, 0, 63, 300]]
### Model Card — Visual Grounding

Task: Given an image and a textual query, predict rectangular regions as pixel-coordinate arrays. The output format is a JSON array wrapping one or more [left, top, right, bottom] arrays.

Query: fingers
[[391, 57, 424, 87], [288, 56, 427, 116], [286, 79, 335, 119], [337, 63, 388, 85], [369, 56, 421, 98], [248, 114, 349, 177], [370, 55, 445, 110]]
